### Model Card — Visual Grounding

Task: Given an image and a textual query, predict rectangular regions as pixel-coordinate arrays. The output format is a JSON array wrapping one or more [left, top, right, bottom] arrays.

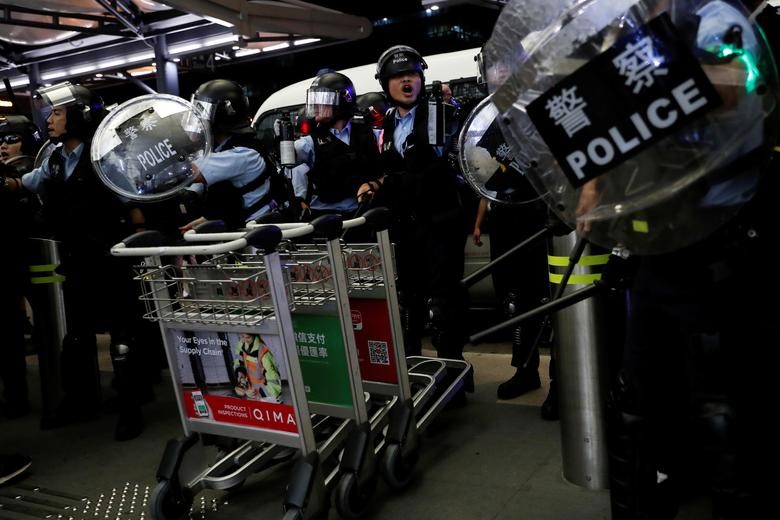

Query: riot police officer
[[0, 115, 41, 173], [359, 45, 470, 392], [0, 115, 42, 419], [180, 79, 280, 231], [289, 72, 381, 222], [18, 82, 149, 441]]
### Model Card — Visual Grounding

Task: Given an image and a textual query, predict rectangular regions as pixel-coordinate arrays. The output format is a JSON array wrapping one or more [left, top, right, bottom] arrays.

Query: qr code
[[368, 340, 390, 365]]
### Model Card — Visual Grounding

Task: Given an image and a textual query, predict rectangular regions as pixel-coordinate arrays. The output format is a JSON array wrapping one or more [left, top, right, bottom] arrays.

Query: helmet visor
[[305, 88, 340, 118], [190, 97, 217, 122], [34, 82, 79, 121]]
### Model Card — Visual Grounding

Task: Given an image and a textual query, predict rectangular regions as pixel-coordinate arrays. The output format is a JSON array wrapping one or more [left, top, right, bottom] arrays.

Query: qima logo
[[391, 54, 408, 64]]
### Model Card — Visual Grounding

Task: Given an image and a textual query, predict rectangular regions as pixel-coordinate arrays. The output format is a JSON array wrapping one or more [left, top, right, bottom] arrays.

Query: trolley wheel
[[282, 505, 328, 520], [150, 479, 193, 520], [380, 442, 417, 490], [334, 472, 372, 520]]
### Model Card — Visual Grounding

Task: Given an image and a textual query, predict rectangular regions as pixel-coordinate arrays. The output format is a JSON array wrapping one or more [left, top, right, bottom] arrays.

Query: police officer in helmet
[[181, 79, 279, 231], [18, 81, 149, 440], [0, 115, 41, 173], [288, 71, 381, 222], [359, 45, 471, 395], [0, 114, 42, 420]]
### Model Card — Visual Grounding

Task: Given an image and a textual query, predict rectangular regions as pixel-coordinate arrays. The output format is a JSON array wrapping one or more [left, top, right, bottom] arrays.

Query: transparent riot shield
[[483, 0, 778, 254], [91, 94, 211, 201], [458, 94, 548, 206], [34, 139, 58, 169]]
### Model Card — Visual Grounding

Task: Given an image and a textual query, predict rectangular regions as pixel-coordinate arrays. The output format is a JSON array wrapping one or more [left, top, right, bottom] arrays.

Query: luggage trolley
[[186, 209, 473, 492], [313, 209, 473, 488], [111, 224, 378, 520], [198, 216, 392, 519]]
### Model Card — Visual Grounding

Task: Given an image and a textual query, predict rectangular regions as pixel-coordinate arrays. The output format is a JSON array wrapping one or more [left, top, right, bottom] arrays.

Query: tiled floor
[[1, 339, 618, 520]]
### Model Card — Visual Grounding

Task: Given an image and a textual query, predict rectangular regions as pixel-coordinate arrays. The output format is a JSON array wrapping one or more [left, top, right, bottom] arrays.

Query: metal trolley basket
[[185, 208, 473, 495], [112, 225, 380, 520]]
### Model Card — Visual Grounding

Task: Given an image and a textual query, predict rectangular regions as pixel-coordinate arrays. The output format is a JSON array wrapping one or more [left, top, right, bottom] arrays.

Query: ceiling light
[[42, 71, 67, 80], [69, 65, 97, 75], [263, 42, 290, 52], [203, 16, 234, 28], [170, 42, 204, 55], [9, 78, 29, 88], [294, 38, 320, 46], [234, 48, 261, 58]]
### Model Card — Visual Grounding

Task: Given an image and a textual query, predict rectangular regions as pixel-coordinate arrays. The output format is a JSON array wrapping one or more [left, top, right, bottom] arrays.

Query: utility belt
[[636, 201, 764, 291]]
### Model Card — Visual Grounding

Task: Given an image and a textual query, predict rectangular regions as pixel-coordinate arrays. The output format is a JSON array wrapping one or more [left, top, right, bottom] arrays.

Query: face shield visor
[[33, 82, 80, 122], [181, 96, 218, 135], [305, 88, 341, 119], [483, 0, 778, 255]]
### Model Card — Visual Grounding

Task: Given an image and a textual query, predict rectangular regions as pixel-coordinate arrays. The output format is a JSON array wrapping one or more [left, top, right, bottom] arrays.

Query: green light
[[710, 43, 761, 93]]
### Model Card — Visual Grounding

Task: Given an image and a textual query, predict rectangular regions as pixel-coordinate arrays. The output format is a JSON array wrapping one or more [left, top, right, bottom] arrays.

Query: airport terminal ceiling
[[0, 1, 500, 100]]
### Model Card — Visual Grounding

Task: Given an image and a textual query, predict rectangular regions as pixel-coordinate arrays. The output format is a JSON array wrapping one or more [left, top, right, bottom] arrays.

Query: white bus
[[252, 47, 482, 148], [252, 47, 497, 313]]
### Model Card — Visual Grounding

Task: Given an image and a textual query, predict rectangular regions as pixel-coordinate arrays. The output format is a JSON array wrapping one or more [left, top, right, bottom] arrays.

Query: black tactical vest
[[39, 144, 131, 249], [309, 122, 380, 203], [378, 105, 462, 224]]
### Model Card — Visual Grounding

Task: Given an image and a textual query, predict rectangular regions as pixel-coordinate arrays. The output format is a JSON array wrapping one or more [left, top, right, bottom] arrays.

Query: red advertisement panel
[[350, 298, 399, 384], [182, 390, 298, 433]]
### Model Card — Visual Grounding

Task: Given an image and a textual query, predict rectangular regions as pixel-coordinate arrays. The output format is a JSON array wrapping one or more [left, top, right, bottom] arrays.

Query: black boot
[[115, 406, 145, 441], [110, 341, 147, 441], [541, 379, 559, 421], [497, 369, 541, 399], [41, 334, 101, 429], [498, 326, 541, 400]]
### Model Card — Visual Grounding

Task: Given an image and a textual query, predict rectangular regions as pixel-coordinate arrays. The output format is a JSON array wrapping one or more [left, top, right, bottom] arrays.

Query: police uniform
[[196, 133, 277, 229], [291, 121, 380, 219], [23, 143, 144, 426], [0, 157, 38, 417], [607, 3, 777, 517], [376, 103, 468, 362]]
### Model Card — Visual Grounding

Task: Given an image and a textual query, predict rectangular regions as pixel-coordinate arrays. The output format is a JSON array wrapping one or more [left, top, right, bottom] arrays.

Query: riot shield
[[458, 94, 548, 206], [91, 94, 211, 201], [483, 0, 778, 254], [34, 140, 57, 169]]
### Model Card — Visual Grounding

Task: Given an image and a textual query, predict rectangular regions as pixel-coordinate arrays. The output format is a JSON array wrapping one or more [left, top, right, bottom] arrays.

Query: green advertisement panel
[[291, 312, 353, 407]]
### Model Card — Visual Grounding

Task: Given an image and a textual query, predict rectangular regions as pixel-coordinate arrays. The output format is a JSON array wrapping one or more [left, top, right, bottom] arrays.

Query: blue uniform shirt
[[195, 137, 271, 222], [22, 143, 85, 193], [291, 122, 358, 213]]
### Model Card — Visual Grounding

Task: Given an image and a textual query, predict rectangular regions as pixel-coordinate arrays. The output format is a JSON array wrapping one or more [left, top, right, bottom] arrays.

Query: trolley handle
[[341, 207, 391, 232], [111, 226, 283, 257], [120, 230, 170, 248], [311, 214, 343, 240], [182, 220, 309, 243], [193, 219, 228, 234]]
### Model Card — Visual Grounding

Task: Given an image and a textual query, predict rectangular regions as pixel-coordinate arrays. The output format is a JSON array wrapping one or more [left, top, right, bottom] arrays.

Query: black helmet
[[375, 45, 428, 94], [0, 114, 42, 157], [33, 81, 106, 142], [355, 91, 390, 129], [305, 72, 356, 121], [192, 79, 252, 135]]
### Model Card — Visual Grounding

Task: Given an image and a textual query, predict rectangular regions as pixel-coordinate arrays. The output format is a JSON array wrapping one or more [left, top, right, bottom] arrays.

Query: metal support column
[[27, 63, 46, 131], [154, 34, 179, 96], [549, 232, 610, 490], [27, 238, 67, 421]]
